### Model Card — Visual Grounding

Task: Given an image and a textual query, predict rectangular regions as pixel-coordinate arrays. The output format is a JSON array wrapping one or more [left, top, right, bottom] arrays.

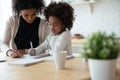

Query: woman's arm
[[1, 16, 13, 54]]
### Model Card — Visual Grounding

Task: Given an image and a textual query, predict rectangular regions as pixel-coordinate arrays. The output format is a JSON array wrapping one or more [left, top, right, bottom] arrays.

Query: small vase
[[88, 59, 116, 80]]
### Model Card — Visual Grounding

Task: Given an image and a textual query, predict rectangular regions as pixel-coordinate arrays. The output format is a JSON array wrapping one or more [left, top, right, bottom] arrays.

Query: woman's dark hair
[[12, 0, 45, 16], [44, 2, 75, 31]]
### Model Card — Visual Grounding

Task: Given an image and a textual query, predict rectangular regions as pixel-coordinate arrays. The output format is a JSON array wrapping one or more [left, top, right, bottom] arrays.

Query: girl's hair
[[44, 2, 75, 31], [12, 0, 45, 16]]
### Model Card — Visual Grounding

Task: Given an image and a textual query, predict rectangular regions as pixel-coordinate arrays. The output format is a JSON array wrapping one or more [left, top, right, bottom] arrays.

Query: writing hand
[[28, 49, 36, 56]]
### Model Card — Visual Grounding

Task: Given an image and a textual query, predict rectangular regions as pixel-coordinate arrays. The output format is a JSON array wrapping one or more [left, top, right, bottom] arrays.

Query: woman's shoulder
[[7, 15, 19, 23], [39, 18, 49, 30], [40, 18, 48, 25], [9, 15, 19, 20]]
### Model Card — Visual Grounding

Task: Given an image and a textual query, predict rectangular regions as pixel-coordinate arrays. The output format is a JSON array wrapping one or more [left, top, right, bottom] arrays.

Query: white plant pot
[[88, 59, 117, 80]]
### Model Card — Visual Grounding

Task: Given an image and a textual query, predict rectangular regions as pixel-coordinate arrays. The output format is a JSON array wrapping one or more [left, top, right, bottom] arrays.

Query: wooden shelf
[[69, 1, 95, 6], [51, 0, 96, 5], [69, 0, 96, 13]]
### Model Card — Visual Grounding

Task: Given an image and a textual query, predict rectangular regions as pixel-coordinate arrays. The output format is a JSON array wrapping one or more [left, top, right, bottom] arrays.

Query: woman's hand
[[7, 49, 25, 58], [28, 49, 36, 56]]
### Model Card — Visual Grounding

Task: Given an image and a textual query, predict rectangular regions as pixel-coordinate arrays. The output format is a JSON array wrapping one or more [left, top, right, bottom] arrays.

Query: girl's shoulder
[[57, 31, 71, 40], [61, 31, 71, 36]]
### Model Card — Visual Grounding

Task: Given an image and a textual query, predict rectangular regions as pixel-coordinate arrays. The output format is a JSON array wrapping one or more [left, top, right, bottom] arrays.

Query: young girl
[[29, 2, 75, 56]]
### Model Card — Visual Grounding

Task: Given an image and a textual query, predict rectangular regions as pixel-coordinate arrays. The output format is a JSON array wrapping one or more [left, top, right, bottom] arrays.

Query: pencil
[[30, 41, 33, 49]]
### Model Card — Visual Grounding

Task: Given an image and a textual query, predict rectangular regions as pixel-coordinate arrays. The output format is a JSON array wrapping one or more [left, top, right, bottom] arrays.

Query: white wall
[[0, 0, 12, 38], [71, 0, 120, 38], [0, 0, 120, 38]]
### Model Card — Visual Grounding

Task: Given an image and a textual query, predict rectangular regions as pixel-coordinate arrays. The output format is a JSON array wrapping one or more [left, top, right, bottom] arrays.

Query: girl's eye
[[24, 15, 28, 17], [48, 22, 59, 27], [32, 14, 36, 17]]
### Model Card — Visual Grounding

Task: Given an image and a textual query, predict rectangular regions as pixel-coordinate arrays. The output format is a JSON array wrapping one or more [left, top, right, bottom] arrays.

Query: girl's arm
[[34, 34, 51, 55], [47, 31, 71, 55]]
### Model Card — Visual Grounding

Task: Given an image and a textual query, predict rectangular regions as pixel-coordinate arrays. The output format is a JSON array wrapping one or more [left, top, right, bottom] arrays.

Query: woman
[[29, 2, 75, 56], [1, 0, 49, 58]]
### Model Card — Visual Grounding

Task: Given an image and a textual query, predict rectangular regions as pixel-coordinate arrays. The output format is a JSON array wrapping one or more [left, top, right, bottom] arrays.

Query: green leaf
[[99, 48, 110, 59]]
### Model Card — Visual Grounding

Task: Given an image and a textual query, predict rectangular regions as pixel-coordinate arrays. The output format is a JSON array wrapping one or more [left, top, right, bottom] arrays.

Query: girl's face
[[20, 9, 37, 23], [49, 16, 64, 35]]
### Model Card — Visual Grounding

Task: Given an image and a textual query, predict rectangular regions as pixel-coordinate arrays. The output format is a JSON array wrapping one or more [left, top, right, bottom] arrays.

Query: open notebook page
[[22, 53, 50, 59], [7, 55, 74, 66], [0, 54, 6, 62], [8, 59, 44, 66]]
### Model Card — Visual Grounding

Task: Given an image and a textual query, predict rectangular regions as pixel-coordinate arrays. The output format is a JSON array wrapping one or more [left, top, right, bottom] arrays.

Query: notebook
[[8, 59, 44, 66], [0, 58, 6, 62], [22, 53, 50, 59], [67, 55, 74, 60], [8, 55, 74, 66], [0, 56, 6, 62]]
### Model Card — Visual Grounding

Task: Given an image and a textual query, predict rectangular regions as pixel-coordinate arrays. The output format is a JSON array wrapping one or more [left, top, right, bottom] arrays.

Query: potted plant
[[81, 31, 120, 80]]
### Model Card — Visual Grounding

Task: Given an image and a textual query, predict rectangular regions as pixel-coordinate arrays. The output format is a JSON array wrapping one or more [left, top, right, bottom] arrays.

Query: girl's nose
[[50, 25, 54, 32]]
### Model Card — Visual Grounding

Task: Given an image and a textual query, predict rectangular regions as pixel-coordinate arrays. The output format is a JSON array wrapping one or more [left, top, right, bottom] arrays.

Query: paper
[[0, 56, 6, 62], [8, 59, 44, 66], [8, 54, 74, 66], [22, 53, 50, 59], [67, 55, 74, 60], [0, 58, 6, 62]]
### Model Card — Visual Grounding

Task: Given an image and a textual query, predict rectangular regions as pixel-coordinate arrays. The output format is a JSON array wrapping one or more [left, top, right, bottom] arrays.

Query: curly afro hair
[[44, 2, 75, 31], [12, 0, 45, 16]]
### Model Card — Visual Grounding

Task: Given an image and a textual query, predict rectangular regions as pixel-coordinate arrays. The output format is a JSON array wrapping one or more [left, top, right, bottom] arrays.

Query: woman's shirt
[[35, 31, 72, 55], [14, 16, 40, 49]]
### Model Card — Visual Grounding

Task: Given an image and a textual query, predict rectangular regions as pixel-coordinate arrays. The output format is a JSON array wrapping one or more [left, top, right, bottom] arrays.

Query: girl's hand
[[28, 49, 36, 56]]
